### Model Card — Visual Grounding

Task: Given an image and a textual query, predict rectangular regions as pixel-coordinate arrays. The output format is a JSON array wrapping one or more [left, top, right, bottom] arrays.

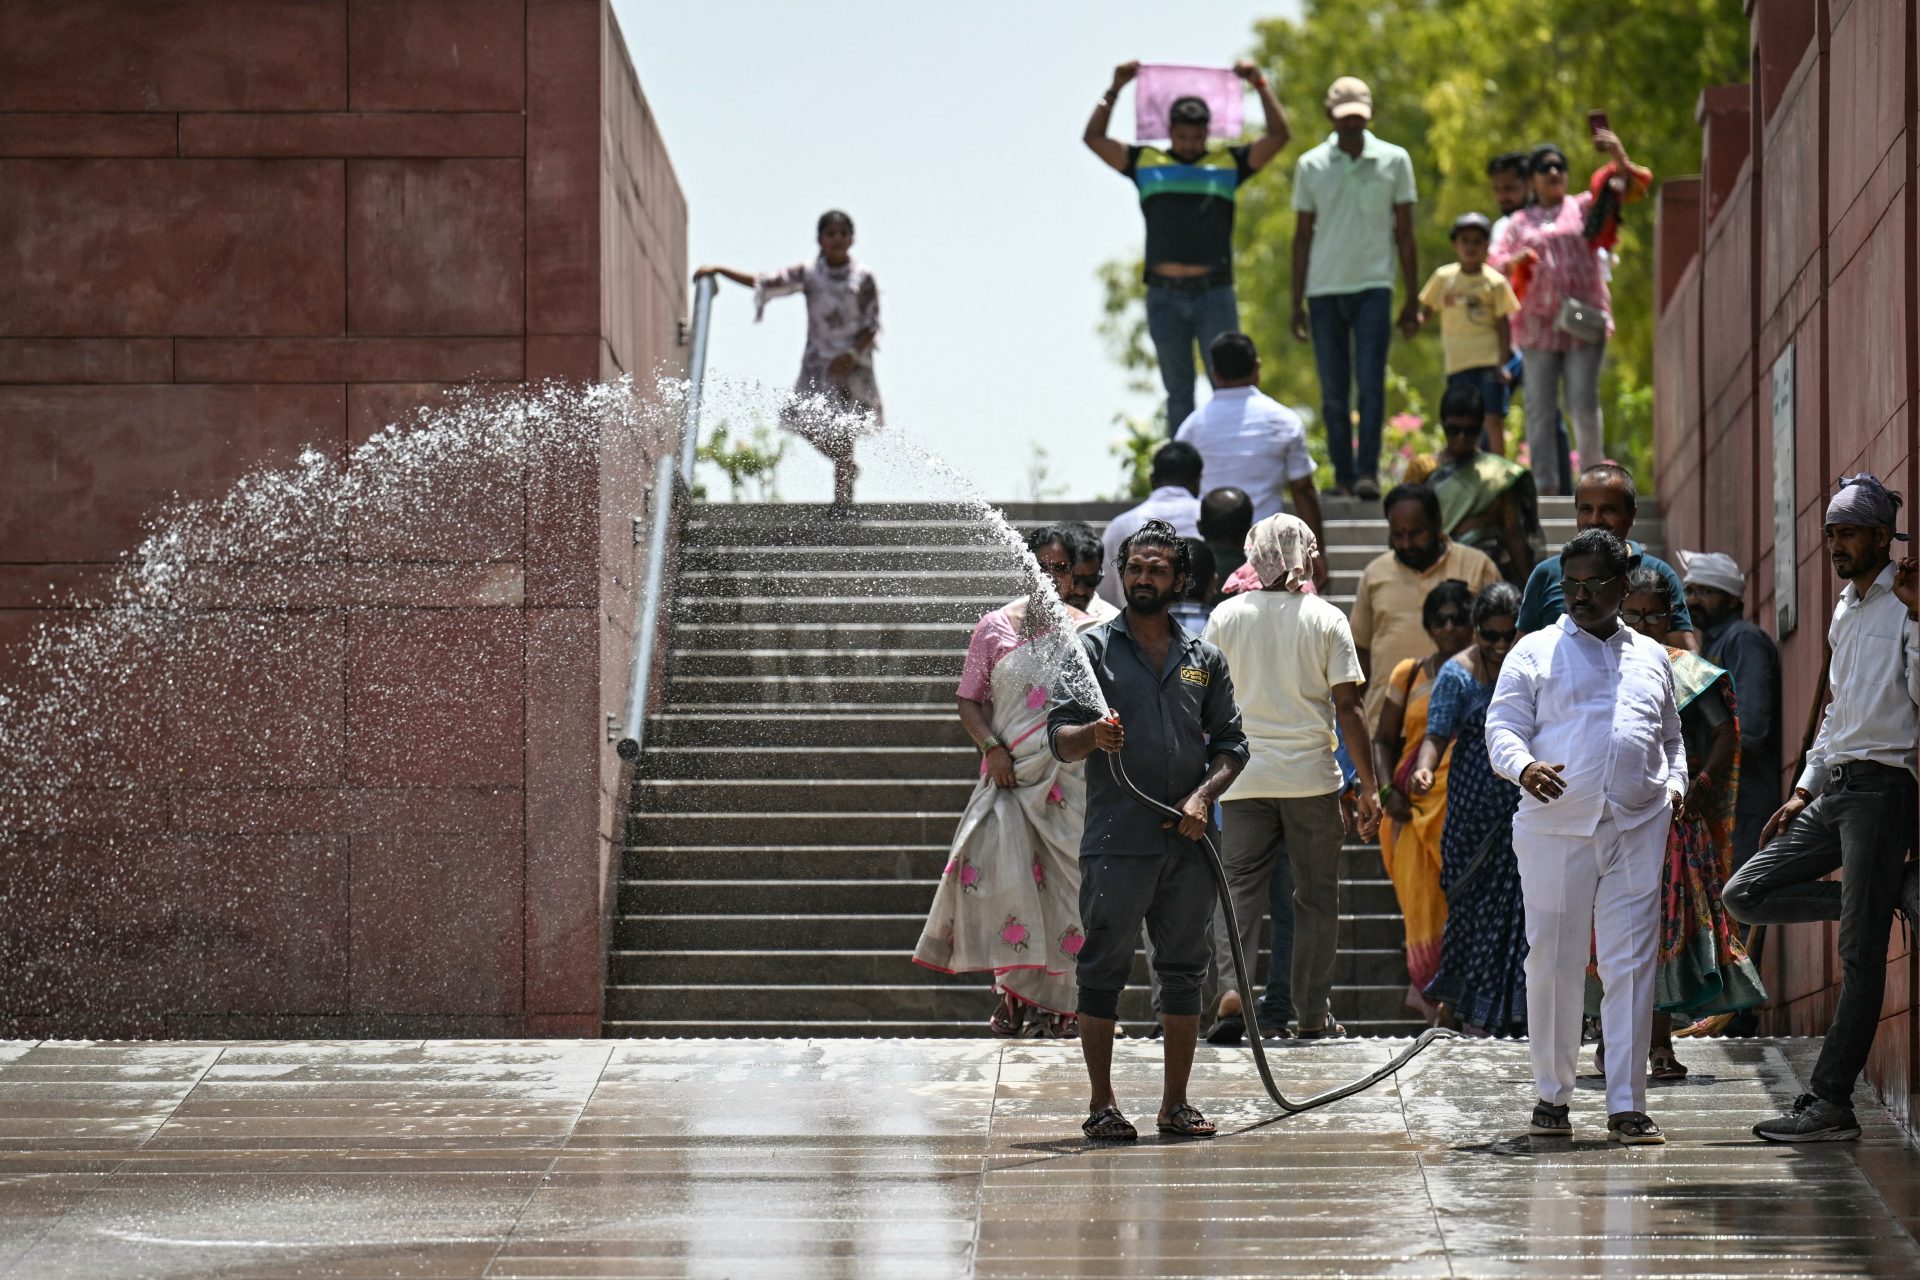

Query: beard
[[1126, 583, 1179, 614], [1393, 542, 1444, 572]]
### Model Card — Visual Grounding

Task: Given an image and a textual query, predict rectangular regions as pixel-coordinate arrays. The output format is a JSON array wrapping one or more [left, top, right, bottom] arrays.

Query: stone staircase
[[607, 495, 1662, 1037]]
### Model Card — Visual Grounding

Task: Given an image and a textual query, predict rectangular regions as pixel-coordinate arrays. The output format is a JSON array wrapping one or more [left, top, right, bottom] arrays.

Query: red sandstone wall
[[0, 0, 687, 1036], [1654, 0, 1918, 1125]]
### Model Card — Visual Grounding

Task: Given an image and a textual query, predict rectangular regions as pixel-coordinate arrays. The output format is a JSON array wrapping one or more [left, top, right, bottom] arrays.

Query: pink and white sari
[[913, 597, 1089, 1016]]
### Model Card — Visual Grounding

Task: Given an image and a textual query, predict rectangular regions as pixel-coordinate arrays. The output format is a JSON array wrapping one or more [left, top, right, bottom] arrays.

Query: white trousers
[[1517, 810, 1666, 1116]]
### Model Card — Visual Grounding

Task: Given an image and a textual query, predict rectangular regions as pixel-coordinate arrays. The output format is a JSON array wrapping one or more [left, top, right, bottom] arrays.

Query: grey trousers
[[1215, 791, 1346, 1033], [1521, 341, 1604, 495]]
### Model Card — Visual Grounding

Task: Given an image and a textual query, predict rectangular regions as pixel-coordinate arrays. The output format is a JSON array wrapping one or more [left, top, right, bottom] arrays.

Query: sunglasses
[[1620, 609, 1670, 626], [1038, 560, 1102, 590], [1478, 626, 1517, 645], [1563, 575, 1618, 598], [1536, 160, 1567, 174], [1430, 611, 1469, 628], [1442, 422, 1480, 437]]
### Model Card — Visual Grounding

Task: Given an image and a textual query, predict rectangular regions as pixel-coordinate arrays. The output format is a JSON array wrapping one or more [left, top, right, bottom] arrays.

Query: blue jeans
[[1308, 288, 1392, 487], [1145, 281, 1240, 435]]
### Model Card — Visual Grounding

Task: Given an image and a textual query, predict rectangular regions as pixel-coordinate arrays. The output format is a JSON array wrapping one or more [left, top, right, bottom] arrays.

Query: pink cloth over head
[[1245, 513, 1321, 592], [1134, 64, 1244, 142]]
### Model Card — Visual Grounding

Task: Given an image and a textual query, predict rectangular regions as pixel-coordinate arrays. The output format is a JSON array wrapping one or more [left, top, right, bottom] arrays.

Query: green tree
[[1101, 0, 1748, 494], [693, 420, 788, 502]]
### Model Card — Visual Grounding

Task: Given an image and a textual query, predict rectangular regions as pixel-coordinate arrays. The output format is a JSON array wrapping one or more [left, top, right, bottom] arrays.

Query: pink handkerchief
[[1134, 64, 1244, 142]]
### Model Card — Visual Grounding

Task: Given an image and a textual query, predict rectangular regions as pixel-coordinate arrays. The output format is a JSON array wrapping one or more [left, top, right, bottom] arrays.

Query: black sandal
[[1608, 1111, 1667, 1145], [1156, 1104, 1217, 1138], [1082, 1106, 1137, 1142]]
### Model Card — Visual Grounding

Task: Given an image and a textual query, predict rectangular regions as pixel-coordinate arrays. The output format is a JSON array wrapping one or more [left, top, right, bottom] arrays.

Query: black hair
[[1025, 524, 1069, 559], [1198, 487, 1254, 542], [1118, 518, 1192, 584], [1487, 150, 1530, 178], [817, 209, 854, 235], [1209, 332, 1258, 382], [1578, 462, 1638, 511], [1528, 142, 1568, 173], [1169, 96, 1211, 128], [1561, 527, 1632, 579], [1624, 566, 1674, 611], [1472, 580, 1524, 628], [1422, 578, 1475, 630], [1182, 538, 1217, 601], [1150, 441, 1204, 490], [1439, 382, 1485, 423], [1382, 482, 1442, 530], [1053, 519, 1103, 567]]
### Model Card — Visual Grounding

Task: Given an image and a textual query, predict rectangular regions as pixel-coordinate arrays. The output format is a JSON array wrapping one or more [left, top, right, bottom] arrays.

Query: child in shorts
[[1412, 212, 1520, 455]]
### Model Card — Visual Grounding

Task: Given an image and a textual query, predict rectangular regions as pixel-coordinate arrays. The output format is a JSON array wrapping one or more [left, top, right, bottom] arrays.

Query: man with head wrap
[[1201, 515, 1383, 1040], [1724, 475, 1920, 1143], [1680, 550, 1781, 872]]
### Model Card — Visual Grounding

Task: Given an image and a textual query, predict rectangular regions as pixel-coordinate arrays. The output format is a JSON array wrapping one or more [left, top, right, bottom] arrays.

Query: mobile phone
[[1587, 109, 1610, 139]]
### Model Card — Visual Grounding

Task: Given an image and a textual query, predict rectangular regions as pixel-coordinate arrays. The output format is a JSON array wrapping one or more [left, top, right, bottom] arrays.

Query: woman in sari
[[1373, 579, 1475, 1019], [1593, 569, 1765, 1077], [1405, 382, 1543, 584], [913, 529, 1091, 1037], [1410, 581, 1528, 1033]]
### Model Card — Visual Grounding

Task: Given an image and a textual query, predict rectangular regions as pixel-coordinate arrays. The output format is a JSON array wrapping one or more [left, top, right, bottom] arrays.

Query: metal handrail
[[616, 272, 716, 762]]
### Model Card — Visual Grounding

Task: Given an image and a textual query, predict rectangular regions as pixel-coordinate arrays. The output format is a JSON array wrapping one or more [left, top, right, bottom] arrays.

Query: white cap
[[1679, 549, 1745, 599], [1325, 76, 1373, 121]]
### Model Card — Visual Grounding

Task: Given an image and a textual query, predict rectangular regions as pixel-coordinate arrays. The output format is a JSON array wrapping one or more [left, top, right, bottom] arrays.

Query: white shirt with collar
[[1098, 486, 1200, 607], [1174, 387, 1316, 522], [1485, 613, 1688, 837], [1798, 561, 1920, 794]]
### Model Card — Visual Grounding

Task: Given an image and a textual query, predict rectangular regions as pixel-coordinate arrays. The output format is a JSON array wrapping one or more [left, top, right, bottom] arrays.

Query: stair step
[[676, 597, 1006, 625], [619, 843, 1399, 883], [641, 713, 970, 748], [608, 948, 1410, 989], [613, 912, 1408, 951], [677, 571, 1023, 599], [633, 778, 978, 813], [640, 747, 978, 781], [617, 878, 1402, 916], [668, 648, 968, 679], [602, 1018, 1428, 1038], [602, 982, 1419, 1022], [672, 621, 976, 650]]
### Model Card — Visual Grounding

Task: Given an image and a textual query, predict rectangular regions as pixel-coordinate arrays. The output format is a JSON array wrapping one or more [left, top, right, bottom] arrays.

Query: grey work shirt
[[1047, 610, 1249, 858]]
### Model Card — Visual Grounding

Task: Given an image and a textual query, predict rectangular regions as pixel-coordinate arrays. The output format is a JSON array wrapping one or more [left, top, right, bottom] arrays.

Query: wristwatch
[[981, 735, 1004, 755]]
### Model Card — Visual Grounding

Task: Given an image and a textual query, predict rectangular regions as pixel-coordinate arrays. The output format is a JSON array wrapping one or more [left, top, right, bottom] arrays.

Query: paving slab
[[0, 1036, 1912, 1277]]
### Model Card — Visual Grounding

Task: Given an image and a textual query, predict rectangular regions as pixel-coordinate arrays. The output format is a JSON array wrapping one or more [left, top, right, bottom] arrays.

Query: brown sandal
[[1082, 1106, 1137, 1142], [1156, 1104, 1217, 1138], [1649, 1048, 1689, 1081]]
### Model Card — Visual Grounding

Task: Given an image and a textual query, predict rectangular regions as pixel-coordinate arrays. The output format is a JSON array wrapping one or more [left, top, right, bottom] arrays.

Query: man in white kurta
[[1485, 528, 1687, 1144]]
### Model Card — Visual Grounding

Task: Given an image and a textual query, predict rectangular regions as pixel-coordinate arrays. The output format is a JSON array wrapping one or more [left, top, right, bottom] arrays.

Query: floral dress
[[1421, 658, 1528, 1033], [754, 256, 882, 458], [913, 599, 1087, 1017]]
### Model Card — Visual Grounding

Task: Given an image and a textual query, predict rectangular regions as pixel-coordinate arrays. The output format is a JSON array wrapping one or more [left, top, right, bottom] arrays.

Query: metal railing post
[[617, 273, 716, 762]]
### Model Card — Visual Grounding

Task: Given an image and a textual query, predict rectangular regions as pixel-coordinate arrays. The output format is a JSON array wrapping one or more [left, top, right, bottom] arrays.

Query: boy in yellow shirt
[[1414, 213, 1520, 454]]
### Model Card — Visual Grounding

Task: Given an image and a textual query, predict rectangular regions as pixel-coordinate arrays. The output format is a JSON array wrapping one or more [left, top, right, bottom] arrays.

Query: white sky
[[614, 0, 1302, 503]]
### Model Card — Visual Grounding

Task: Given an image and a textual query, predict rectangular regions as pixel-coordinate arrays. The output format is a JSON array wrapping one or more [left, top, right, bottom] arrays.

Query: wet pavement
[[0, 1037, 1915, 1277]]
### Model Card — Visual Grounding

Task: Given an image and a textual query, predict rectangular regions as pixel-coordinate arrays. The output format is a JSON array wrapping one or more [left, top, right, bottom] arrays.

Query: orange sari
[[1380, 657, 1450, 1014]]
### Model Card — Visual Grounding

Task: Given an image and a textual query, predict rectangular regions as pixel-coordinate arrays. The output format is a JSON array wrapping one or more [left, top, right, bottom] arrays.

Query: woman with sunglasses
[[1408, 581, 1528, 1034], [1587, 569, 1765, 1079], [1373, 580, 1476, 1022], [1404, 382, 1545, 585], [1488, 128, 1651, 497], [913, 525, 1099, 1038]]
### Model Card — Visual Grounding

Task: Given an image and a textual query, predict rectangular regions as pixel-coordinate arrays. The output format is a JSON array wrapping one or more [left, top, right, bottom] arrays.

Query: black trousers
[[1723, 761, 1917, 1105]]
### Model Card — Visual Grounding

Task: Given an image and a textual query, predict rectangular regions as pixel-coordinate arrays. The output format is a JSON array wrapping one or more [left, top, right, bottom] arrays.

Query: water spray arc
[[1103, 743, 1458, 1118]]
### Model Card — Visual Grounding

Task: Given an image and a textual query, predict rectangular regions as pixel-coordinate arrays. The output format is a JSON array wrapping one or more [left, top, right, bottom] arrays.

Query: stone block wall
[[1653, 0, 1918, 1127], [0, 0, 687, 1037]]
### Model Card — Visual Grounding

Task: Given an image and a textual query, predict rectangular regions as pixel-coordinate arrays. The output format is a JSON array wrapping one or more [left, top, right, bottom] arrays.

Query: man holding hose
[[1050, 519, 1248, 1142]]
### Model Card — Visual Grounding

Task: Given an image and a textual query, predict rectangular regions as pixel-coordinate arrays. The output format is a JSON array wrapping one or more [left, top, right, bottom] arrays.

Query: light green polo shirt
[[1291, 130, 1418, 297]]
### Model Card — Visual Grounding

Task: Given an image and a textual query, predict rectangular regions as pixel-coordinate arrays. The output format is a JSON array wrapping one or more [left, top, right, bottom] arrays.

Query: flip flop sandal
[[1204, 1013, 1246, 1045], [1156, 1104, 1217, 1138], [1082, 1106, 1137, 1142], [1649, 1049, 1689, 1081], [1293, 1021, 1348, 1041], [1608, 1111, 1666, 1145]]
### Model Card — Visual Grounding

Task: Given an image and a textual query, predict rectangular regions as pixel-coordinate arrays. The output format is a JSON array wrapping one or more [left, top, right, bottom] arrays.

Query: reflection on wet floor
[[0, 1036, 1914, 1277]]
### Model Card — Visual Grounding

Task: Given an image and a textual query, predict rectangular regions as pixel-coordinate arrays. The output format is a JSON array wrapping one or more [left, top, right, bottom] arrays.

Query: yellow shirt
[[1350, 541, 1502, 728], [1418, 263, 1519, 374]]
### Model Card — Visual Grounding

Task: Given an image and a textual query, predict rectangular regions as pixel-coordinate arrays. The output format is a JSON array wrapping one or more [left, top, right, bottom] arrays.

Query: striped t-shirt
[[1124, 144, 1255, 281]]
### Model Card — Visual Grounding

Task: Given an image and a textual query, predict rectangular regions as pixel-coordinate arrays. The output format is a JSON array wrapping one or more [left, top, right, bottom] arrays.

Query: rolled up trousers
[[1518, 809, 1666, 1116]]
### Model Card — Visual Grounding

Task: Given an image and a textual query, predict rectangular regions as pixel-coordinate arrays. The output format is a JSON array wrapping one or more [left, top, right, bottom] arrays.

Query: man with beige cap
[[1289, 76, 1420, 501], [1681, 549, 1781, 872]]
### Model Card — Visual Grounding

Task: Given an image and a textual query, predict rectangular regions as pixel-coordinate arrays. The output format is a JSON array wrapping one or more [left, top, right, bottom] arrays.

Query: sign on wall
[[1772, 345, 1796, 637]]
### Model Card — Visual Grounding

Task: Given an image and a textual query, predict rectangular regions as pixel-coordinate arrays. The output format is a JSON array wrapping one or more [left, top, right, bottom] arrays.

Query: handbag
[[1555, 295, 1610, 344]]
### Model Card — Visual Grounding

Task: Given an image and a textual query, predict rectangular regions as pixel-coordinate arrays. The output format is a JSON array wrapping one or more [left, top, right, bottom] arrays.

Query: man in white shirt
[[1175, 333, 1324, 534], [1203, 514, 1381, 1040], [1485, 528, 1687, 1146], [1099, 442, 1202, 608], [1725, 474, 1920, 1143]]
